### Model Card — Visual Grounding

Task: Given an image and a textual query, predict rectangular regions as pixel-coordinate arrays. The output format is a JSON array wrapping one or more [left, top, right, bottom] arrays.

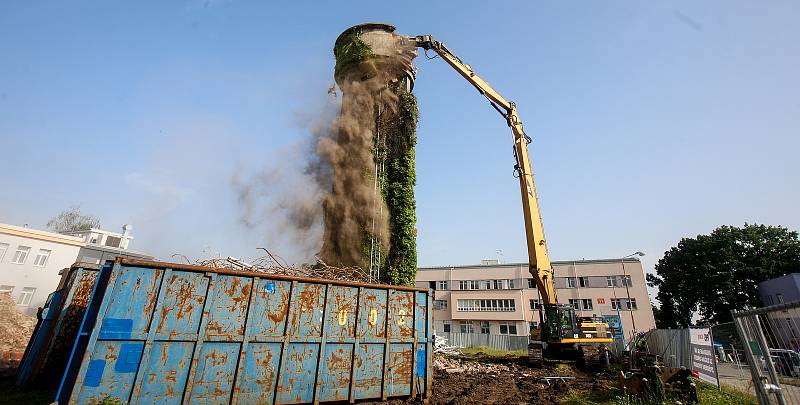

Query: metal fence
[[733, 301, 800, 405], [439, 332, 529, 352], [644, 328, 692, 368]]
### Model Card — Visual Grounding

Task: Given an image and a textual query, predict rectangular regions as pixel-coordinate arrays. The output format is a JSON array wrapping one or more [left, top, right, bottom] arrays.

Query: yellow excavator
[[408, 35, 614, 367]]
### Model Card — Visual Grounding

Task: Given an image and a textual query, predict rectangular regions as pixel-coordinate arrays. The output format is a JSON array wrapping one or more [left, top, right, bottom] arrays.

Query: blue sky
[[2, 1, 798, 279]]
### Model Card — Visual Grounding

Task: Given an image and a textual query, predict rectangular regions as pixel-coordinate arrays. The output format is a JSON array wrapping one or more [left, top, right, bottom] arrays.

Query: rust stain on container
[[49, 258, 431, 404]]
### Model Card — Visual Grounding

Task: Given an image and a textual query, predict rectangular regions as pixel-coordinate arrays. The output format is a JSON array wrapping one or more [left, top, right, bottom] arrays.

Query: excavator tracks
[[528, 342, 544, 367], [578, 345, 605, 370]]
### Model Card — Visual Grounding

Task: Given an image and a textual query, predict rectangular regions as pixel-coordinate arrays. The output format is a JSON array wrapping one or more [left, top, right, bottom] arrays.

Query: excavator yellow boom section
[[410, 35, 557, 304]]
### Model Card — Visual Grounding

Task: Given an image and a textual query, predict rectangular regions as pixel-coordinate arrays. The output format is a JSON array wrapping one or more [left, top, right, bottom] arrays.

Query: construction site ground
[[391, 352, 607, 405], [389, 350, 757, 405], [0, 346, 757, 405]]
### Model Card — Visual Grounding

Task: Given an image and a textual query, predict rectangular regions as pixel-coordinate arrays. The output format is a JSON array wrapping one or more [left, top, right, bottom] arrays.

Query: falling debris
[[320, 23, 419, 285]]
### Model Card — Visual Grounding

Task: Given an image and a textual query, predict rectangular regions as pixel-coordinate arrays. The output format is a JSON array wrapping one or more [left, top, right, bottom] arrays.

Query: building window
[[777, 293, 784, 304], [527, 278, 536, 289], [621, 275, 632, 287], [17, 287, 35, 306], [480, 321, 490, 334], [105, 235, 122, 248], [529, 322, 538, 335], [33, 249, 51, 267], [567, 278, 577, 288], [508, 279, 516, 289], [0, 243, 9, 262], [569, 299, 580, 310], [457, 299, 515, 312], [606, 276, 616, 287], [767, 295, 774, 305], [499, 322, 518, 335], [436, 281, 448, 290], [0, 285, 14, 294], [579, 277, 589, 288], [568, 299, 594, 311], [459, 321, 474, 334], [529, 299, 543, 310], [442, 320, 451, 333], [434, 300, 448, 310], [458, 280, 479, 290], [611, 298, 637, 310], [12, 246, 31, 264]]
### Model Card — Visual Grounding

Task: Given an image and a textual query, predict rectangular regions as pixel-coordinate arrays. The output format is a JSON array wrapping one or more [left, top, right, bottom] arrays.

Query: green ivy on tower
[[380, 87, 418, 286]]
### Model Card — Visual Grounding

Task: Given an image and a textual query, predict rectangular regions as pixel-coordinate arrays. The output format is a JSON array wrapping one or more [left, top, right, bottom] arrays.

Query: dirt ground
[[388, 353, 611, 405]]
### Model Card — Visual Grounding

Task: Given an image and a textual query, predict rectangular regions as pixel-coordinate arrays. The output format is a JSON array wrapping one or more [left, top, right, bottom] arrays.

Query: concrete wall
[[418, 258, 657, 341], [0, 224, 83, 314]]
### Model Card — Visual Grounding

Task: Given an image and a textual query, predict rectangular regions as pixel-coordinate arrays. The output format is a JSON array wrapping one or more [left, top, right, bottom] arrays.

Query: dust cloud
[[235, 41, 414, 268]]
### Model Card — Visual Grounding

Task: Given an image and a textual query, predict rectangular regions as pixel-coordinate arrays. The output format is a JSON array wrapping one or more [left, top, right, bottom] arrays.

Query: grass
[[459, 346, 527, 357], [0, 377, 55, 405], [560, 381, 756, 405]]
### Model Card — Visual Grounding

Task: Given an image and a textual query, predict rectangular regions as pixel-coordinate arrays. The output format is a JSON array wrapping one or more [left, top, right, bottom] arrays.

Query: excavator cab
[[529, 304, 613, 368], [541, 303, 578, 342]]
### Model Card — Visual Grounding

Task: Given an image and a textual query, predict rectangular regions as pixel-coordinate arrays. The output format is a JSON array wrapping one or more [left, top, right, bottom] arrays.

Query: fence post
[[733, 312, 770, 404], [753, 314, 787, 405]]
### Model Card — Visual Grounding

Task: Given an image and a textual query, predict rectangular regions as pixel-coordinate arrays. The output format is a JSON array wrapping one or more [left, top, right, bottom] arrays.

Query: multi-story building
[[416, 258, 656, 342], [61, 224, 153, 265], [757, 274, 800, 350], [0, 222, 153, 314], [0, 223, 84, 314], [759, 273, 800, 307]]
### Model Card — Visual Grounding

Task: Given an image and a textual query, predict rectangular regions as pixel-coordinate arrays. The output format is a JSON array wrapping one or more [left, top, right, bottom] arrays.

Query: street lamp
[[620, 251, 645, 338]]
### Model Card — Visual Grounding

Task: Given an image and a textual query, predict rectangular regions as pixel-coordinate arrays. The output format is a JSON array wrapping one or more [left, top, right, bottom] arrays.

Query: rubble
[[175, 248, 373, 283], [432, 334, 461, 356], [0, 292, 37, 374], [389, 352, 609, 405]]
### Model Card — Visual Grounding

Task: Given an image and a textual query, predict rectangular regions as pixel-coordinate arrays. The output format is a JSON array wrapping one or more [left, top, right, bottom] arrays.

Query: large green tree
[[647, 224, 800, 327]]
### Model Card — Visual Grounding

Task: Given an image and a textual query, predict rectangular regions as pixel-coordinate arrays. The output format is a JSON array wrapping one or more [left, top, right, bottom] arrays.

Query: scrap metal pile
[[175, 248, 373, 283]]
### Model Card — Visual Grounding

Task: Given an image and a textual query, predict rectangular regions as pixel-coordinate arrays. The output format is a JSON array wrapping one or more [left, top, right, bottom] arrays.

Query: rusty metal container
[[55, 258, 432, 404], [16, 263, 99, 388]]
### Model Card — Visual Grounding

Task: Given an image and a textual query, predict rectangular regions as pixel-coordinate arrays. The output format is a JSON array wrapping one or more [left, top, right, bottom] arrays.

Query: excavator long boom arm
[[410, 35, 558, 304]]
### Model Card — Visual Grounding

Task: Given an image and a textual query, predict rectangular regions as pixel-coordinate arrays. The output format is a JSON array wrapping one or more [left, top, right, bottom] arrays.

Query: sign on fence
[[603, 315, 624, 339], [690, 327, 720, 387]]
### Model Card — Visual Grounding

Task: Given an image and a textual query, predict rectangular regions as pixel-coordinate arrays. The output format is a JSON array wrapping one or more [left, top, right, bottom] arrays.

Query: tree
[[47, 206, 101, 233], [647, 224, 800, 327]]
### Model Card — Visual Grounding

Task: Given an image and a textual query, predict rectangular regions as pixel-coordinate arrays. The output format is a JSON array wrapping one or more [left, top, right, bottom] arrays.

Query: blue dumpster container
[[16, 263, 99, 388], [55, 258, 432, 404]]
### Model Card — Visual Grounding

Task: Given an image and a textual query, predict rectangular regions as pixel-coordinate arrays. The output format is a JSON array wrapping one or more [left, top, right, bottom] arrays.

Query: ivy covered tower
[[332, 23, 419, 285]]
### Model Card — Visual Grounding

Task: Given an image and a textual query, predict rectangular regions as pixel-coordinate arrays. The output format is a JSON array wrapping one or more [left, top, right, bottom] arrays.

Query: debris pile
[[389, 352, 605, 405], [0, 292, 37, 373], [176, 249, 372, 283], [432, 334, 461, 356]]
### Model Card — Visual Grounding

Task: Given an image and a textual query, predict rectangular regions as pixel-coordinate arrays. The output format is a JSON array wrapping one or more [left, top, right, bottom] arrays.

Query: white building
[[0, 223, 84, 314], [61, 224, 152, 265], [0, 223, 154, 314]]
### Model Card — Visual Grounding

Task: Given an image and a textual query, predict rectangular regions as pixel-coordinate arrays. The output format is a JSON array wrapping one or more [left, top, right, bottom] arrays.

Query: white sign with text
[[690, 327, 719, 387]]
